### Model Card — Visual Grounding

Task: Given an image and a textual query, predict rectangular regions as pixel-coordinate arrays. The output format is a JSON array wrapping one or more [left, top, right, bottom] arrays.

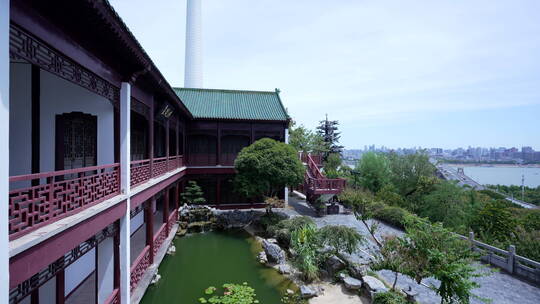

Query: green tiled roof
[[173, 87, 289, 121]]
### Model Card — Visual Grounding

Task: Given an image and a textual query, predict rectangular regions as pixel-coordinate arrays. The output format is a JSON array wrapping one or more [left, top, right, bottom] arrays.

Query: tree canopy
[[234, 138, 305, 199], [316, 114, 344, 158], [288, 121, 329, 154], [355, 152, 391, 193], [181, 181, 206, 205]]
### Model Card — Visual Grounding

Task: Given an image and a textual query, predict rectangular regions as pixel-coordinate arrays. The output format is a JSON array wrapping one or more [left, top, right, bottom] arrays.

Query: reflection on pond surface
[[140, 231, 296, 304]]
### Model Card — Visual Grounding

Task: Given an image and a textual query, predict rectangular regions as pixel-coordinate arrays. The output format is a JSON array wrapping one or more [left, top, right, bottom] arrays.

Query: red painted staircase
[[298, 152, 346, 203]]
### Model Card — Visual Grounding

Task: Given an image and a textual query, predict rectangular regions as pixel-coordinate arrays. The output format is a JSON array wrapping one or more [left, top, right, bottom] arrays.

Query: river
[[448, 165, 540, 187]]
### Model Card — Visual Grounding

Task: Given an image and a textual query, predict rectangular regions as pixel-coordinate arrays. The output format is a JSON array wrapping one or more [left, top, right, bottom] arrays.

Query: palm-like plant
[[290, 224, 321, 282], [318, 225, 365, 255]]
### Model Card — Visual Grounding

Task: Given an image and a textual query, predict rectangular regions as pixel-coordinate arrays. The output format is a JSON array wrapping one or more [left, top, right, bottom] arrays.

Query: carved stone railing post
[[468, 231, 475, 250], [507, 245, 516, 274]]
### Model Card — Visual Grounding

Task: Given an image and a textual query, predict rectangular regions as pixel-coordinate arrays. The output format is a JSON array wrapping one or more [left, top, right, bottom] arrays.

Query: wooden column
[[182, 121, 186, 157], [163, 189, 169, 225], [216, 177, 221, 207], [250, 123, 255, 144], [217, 122, 221, 165], [31, 65, 40, 178], [175, 183, 180, 211], [56, 268, 65, 304], [176, 119, 180, 156], [149, 99, 154, 176], [145, 199, 154, 263], [113, 221, 120, 290], [165, 120, 170, 161]]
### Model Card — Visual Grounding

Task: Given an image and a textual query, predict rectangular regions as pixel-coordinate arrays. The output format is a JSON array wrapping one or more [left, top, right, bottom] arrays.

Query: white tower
[[184, 0, 203, 88]]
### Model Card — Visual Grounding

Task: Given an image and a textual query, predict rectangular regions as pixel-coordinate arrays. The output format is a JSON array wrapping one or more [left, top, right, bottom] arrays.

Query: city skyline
[[344, 144, 540, 151], [110, 0, 540, 149]]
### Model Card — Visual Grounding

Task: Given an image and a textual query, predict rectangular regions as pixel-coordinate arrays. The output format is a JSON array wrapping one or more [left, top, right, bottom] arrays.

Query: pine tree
[[181, 181, 206, 205], [316, 114, 344, 160]]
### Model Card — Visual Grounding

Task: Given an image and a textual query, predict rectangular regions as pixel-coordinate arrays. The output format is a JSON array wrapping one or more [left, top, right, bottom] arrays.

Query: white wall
[[97, 237, 114, 304], [18, 295, 30, 304], [40, 70, 114, 173], [39, 277, 56, 304], [130, 211, 144, 236], [65, 248, 95, 296], [8, 63, 31, 187]]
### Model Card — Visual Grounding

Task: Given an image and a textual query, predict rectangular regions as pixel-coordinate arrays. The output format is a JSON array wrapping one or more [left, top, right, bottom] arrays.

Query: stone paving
[[282, 196, 540, 304]]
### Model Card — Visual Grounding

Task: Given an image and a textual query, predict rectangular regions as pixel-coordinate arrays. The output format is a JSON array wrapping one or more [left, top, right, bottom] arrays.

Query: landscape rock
[[343, 276, 362, 290], [349, 263, 369, 279], [150, 273, 161, 285], [300, 285, 317, 298], [215, 210, 263, 228], [337, 272, 347, 282], [267, 238, 278, 244], [257, 251, 268, 264], [325, 255, 346, 276], [262, 239, 286, 264], [167, 245, 176, 255], [277, 264, 292, 274], [362, 275, 388, 297]]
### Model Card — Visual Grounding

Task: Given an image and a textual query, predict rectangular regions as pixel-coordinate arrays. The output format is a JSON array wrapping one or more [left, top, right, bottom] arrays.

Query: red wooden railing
[[300, 153, 346, 199], [130, 245, 151, 292], [299, 152, 323, 167], [104, 288, 120, 304], [153, 223, 168, 257], [8, 164, 120, 240], [166, 209, 177, 234], [130, 155, 184, 187], [306, 154, 325, 179]]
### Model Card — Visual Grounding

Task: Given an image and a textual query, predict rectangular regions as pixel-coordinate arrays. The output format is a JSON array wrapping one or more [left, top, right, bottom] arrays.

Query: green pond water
[[140, 231, 296, 304]]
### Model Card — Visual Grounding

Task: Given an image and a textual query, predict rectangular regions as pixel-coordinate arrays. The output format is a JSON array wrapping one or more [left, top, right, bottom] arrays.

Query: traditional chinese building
[[0, 1, 291, 303]]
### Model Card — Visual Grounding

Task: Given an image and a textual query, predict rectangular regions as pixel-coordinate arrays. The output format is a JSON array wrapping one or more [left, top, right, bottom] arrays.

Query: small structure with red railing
[[298, 152, 346, 203]]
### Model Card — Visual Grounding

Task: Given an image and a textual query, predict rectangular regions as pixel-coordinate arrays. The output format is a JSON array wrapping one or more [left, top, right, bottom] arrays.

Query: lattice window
[[57, 112, 97, 171]]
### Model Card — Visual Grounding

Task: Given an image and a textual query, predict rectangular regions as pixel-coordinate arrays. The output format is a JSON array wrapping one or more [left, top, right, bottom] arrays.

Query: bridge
[[433, 161, 538, 209]]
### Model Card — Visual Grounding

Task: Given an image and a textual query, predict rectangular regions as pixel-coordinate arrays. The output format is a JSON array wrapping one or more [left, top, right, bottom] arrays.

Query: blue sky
[[109, 0, 540, 150]]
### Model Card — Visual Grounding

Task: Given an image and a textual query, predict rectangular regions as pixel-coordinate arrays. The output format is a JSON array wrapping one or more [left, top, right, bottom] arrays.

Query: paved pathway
[[280, 196, 540, 304]]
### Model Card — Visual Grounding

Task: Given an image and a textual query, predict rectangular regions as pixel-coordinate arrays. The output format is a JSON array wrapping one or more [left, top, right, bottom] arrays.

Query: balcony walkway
[[9, 159, 185, 258]]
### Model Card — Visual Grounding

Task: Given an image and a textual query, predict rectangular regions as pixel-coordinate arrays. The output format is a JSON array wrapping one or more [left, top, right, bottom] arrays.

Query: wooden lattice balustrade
[[130, 245, 151, 292], [166, 210, 177, 234], [131, 156, 183, 188], [8, 164, 120, 240], [153, 224, 168, 257]]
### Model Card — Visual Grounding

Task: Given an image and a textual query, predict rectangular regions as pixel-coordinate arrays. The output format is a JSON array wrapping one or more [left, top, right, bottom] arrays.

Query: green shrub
[[373, 291, 408, 304], [339, 188, 374, 209], [478, 189, 506, 200], [513, 227, 540, 262], [319, 225, 365, 255], [373, 206, 409, 228], [267, 216, 316, 248], [259, 213, 288, 236]]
